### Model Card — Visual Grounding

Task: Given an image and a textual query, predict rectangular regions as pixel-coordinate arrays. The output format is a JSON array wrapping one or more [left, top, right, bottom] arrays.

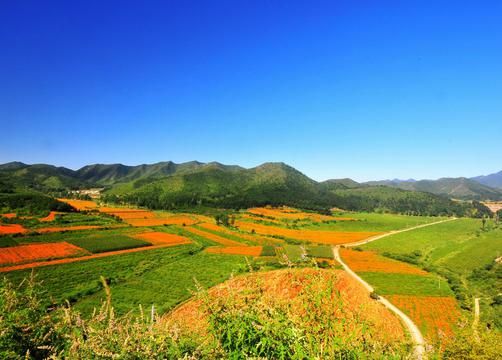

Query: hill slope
[[471, 170, 502, 190]]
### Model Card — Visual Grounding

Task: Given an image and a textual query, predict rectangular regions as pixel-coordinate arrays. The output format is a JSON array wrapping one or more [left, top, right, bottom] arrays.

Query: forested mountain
[[0, 161, 496, 217], [365, 177, 502, 201]]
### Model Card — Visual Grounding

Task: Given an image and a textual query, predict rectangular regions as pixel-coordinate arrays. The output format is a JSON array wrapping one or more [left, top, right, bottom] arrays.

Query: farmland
[[1, 203, 498, 356]]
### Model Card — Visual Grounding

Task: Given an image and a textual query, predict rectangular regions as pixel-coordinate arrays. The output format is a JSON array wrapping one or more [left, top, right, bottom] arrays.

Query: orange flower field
[[39, 211, 57, 222], [1, 213, 16, 219], [58, 198, 98, 210], [0, 242, 86, 265], [386, 295, 460, 339], [205, 246, 263, 256], [198, 222, 283, 244], [184, 227, 244, 247], [235, 221, 379, 245], [126, 215, 198, 227], [339, 248, 429, 275], [0, 224, 28, 235], [134, 232, 192, 246], [247, 207, 349, 222]]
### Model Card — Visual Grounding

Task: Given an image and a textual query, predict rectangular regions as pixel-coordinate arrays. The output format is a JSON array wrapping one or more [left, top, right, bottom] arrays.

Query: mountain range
[[0, 161, 501, 215]]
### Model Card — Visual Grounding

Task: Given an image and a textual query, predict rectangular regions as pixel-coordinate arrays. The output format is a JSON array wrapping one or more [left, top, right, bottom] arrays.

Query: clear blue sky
[[1, 1, 501, 182]]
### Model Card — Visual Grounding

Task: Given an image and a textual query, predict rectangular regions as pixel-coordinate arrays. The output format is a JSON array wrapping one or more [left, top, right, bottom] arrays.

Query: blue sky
[[1, 1, 501, 181]]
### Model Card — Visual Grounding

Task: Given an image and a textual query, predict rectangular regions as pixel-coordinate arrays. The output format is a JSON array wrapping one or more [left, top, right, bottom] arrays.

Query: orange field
[[134, 232, 192, 246], [205, 246, 263, 256], [0, 224, 27, 235], [199, 222, 283, 245], [1, 213, 16, 219], [37, 225, 102, 233], [126, 215, 198, 227], [39, 211, 57, 222], [184, 226, 244, 246], [246, 207, 356, 222], [386, 295, 460, 339], [235, 221, 379, 245], [58, 198, 98, 210], [0, 242, 86, 265], [339, 248, 428, 275]]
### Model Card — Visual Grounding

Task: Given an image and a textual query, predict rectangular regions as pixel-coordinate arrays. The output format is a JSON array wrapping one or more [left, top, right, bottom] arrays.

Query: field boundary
[[0, 241, 192, 273], [333, 246, 425, 359]]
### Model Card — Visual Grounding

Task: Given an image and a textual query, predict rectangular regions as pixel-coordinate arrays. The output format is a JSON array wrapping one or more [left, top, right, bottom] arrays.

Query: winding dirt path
[[333, 218, 458, 359]]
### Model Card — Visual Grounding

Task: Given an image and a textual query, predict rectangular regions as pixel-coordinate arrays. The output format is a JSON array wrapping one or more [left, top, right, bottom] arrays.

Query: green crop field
[[66, 235, 151, 253], [3, 244, 248, 315], [303, 212, 444, 232]]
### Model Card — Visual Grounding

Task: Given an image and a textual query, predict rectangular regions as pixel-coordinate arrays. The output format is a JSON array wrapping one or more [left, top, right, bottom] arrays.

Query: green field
[[302, 212, 444, 232], [3, 243, 247, 315], [66, 235, 151, 253]]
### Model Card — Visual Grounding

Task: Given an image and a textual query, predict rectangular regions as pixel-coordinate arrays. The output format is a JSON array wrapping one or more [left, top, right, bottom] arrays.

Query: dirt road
[[333, 218, 458, 359]]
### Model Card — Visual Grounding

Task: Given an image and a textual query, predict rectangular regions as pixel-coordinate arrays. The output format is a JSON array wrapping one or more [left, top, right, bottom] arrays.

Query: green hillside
[[0, 162, 90, 192], [0, 161, 494, 217]]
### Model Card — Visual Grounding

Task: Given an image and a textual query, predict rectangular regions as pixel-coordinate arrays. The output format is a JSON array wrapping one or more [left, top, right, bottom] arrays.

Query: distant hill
[[0, 162, 91, 192], [365, 177, 502, 201], [104, 162, 327, 209], [471, 170, 502, 190], [0, 160, 494, 217]]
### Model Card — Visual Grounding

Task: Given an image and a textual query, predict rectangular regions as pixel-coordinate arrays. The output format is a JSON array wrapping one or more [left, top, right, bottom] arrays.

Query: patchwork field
[[235, 220, 380, 245], [2, 203, 493, 353]]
